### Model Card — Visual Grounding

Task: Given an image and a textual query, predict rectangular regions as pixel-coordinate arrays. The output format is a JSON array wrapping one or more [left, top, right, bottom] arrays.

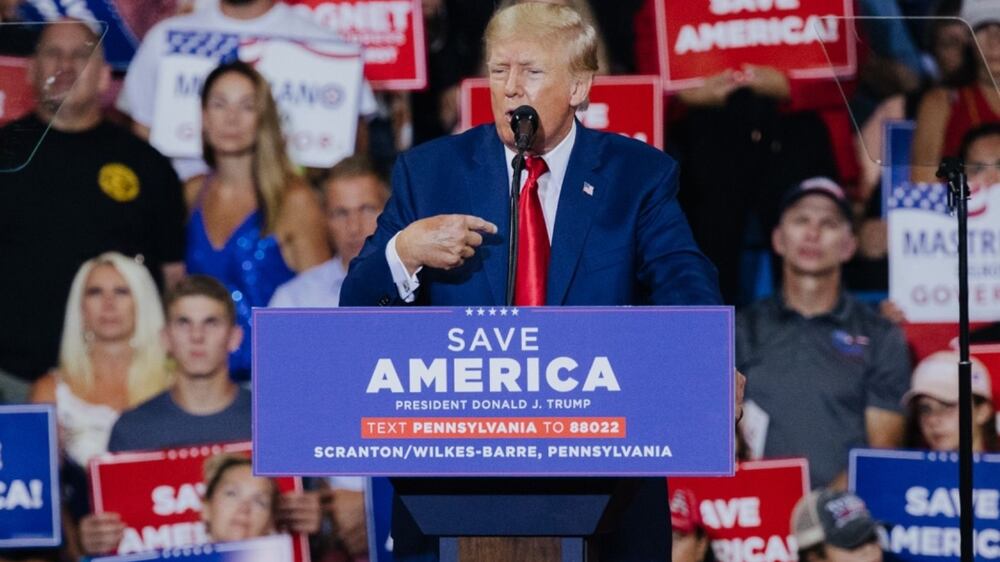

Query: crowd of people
[[1, 0, 999, 561]]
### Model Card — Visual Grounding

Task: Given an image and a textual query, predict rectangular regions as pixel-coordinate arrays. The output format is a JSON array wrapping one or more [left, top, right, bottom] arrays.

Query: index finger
[[462, 215, 497, 234]]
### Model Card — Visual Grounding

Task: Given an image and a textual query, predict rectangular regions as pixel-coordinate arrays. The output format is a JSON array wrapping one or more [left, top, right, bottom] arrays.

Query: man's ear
[[840, 231, 859, 263], [771, 226, 787, 257], [569, 72, 594, 109], [96, 61, 112, 96], [227, 325, 244, 353]]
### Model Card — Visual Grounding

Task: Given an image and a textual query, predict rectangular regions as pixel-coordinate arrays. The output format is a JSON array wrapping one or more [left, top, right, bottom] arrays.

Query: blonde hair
[[493, 0, 609, 74], [59, 252, 169, 406], [201, 61, 299, 235], [485, 2, 599, 76]]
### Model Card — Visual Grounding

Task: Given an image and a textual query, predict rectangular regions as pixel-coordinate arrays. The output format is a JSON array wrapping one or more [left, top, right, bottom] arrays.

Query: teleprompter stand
[[391, 477, 640, 562]]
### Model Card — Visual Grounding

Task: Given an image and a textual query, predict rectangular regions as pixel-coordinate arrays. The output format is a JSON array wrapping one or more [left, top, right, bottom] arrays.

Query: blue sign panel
[[0, 404, 60, 548], [253, 306, 734, 476], [850, 449, 1000, 561]]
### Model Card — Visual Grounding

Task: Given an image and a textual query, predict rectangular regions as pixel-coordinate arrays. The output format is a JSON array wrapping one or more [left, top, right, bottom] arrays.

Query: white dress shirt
[[268, 257, 347, 308], [386, 121, 578, 302]]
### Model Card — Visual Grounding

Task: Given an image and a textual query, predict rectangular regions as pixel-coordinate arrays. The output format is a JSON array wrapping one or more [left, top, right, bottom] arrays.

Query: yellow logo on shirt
[[98, 163, 140, 202]]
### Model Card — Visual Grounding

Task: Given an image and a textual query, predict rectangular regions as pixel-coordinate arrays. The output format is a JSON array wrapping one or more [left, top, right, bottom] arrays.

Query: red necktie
[[515, 155, 550, 306]]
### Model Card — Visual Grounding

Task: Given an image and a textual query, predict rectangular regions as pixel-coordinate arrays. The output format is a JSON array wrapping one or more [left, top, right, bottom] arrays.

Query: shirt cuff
[[386, 233, 421, 302]]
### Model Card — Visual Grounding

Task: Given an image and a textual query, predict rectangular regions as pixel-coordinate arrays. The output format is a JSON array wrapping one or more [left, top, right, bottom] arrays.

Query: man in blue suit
[[342, 3, 727, 559]]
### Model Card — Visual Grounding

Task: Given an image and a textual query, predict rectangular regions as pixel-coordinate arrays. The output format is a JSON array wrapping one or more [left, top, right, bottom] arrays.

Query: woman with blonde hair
[[184, 60, 330, 379], [30, 252, 169, 467]]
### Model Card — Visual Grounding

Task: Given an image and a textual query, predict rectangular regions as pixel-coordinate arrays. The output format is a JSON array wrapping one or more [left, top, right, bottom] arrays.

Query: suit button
[[378, 296, 391, 306]]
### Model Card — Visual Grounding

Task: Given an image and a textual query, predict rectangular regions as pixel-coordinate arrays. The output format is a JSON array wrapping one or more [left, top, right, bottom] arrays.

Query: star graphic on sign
[[489, 308, 497, 316], [511, 308, 520, 316], [500, 308, 508, 316], [477, 308, 485, 316], [465, 308, 473, 316]]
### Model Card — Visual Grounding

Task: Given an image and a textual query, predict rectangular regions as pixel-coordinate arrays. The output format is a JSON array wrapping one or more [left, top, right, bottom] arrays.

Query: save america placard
[[253, 307, 734, 477]]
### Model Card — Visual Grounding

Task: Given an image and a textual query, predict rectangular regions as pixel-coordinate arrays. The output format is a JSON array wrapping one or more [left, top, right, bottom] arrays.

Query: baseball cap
[[670, 488, 704, 535], [961, 0, 1000, 30], [902, 351, 993, 405], [791, 490, 879, 551], [778, 177, 853, 222]]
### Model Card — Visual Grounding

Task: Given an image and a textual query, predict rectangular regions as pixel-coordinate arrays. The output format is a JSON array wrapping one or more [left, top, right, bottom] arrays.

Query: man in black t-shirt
[[0, 20, 185, 400]]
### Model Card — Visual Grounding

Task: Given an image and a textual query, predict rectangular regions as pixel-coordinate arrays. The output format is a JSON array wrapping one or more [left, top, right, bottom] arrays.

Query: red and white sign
[[283, 0, 427, 90], [89, 442, 309, 561], [459, 76, 663, 149], [0, 56, 35, 126], [670, 458, 810, 562], [653, 0, 856, 90]]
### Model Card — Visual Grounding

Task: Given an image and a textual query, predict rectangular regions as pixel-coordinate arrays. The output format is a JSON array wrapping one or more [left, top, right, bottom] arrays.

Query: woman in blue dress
[[184, 61, 330, 379]]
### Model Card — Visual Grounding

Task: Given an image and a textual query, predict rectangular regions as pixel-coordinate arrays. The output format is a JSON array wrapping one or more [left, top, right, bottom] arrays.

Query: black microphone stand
[[936, 157, 974, 562], [506, 151, 526, 306]]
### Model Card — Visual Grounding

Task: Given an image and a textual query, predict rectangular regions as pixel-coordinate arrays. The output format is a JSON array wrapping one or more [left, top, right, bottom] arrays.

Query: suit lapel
[[547, 125, 602, 305], [469, 127, 510, 306]]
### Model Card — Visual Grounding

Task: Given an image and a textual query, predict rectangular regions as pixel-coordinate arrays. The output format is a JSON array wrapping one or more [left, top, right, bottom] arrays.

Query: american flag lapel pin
[[582, 182, 595, 196]]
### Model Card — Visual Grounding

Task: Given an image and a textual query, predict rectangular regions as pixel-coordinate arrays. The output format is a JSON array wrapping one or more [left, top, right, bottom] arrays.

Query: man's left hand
[[277, 491, 323, 535]]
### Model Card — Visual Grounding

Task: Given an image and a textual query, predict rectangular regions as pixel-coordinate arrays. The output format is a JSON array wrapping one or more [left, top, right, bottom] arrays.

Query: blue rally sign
[[0, 404, 61, 548], [253, 306, 734, 476], [850, 449, 1000, 561]]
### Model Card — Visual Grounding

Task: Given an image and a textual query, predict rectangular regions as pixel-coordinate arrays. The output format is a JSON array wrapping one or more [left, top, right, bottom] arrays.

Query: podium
[[253, 307, 734, 561]]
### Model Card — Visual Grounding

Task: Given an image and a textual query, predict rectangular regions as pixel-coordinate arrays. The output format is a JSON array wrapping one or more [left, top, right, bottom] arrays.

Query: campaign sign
[[0, 405, 60, 548], [671, 458, 810, 562], [0, 56, 35, 127], [253, 306, 734, 476], [850, 449, 1000, 561], [885, 121, 1000, 322], [459, 76, 664, 149], [652, 0, 856, 90], [284, 0, 427, 90], [91, 535, 294, 562], [89, 442, 309, 561], [149, 32, 363, 167]]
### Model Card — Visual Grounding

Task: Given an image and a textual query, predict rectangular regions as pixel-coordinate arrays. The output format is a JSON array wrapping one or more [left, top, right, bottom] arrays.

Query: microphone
[[510, 105, 539, 152]]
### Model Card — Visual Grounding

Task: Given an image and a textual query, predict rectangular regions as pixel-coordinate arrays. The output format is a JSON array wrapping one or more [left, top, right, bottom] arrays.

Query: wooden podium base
[[442, 537, 586, 562]]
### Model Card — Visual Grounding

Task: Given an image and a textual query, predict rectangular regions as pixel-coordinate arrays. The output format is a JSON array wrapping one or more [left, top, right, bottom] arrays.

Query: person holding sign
[[117, 0, 378, 181], [201, 453, 279, 543], [341, 4, 731, 560], [903, 351, 998, 452], [184, 60, 330, 380], [78, 276, 321, 556]]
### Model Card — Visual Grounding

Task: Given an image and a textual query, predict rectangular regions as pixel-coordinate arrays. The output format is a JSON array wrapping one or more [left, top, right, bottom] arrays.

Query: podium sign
[[850, 449, 1000, 561], [253, 306, 734, 476], [0, 404, 60, 548]]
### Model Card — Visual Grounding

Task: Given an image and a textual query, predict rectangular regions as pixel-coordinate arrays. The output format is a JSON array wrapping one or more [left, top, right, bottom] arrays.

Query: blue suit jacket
[[341, 122, 721, 307]]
